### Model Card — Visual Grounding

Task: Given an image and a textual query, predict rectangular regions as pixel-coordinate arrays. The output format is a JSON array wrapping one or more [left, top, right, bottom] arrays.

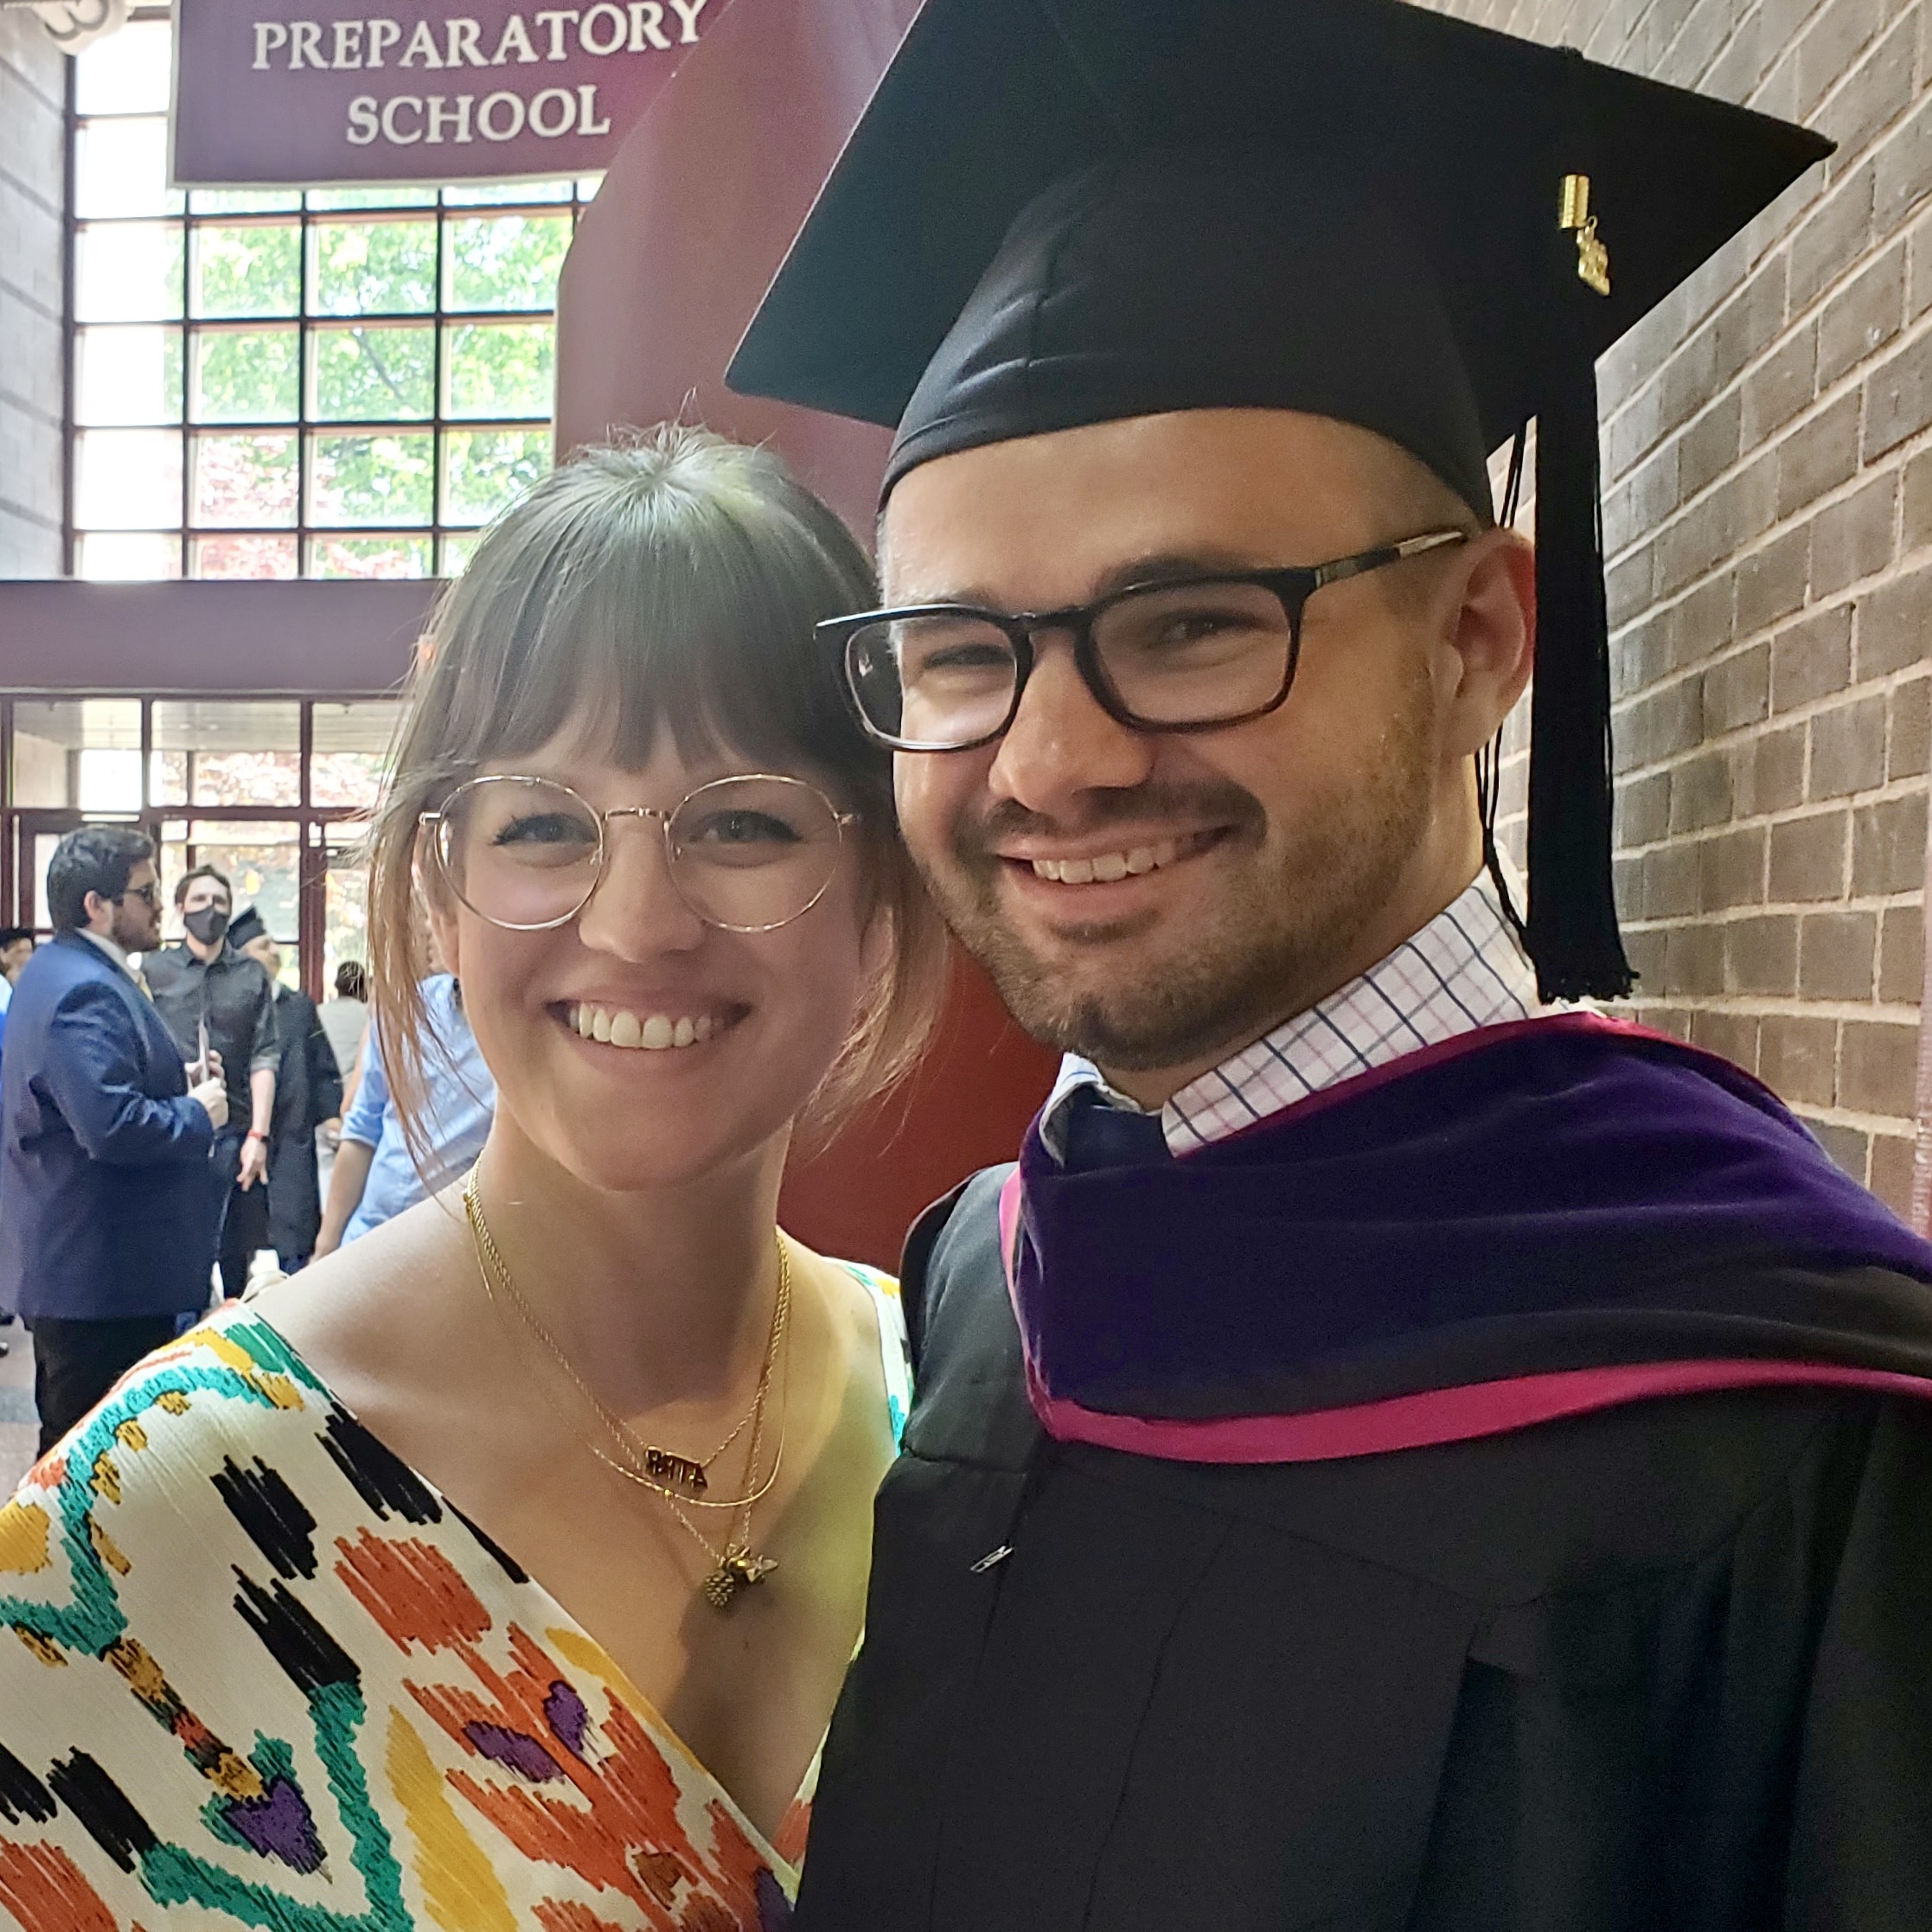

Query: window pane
[[325, 823, 373, 992], [153, 702, 301, 809], [310, 324, 434, 421], [191, 224, 301, 319], [439, 531, 483, 576], [77, 531, 182, 580], [444, 214, 572, 312], [441, 428, 549, 526], [308, 186, 438, 212], [576, 176, 602, 201], [442, 179, 575, 205], [444, 321, 553, 419], [76, 326, 183, 425], [189, 188, 303, 216], [308, 533, 433, 579], [192, 534, 300, 579], [75, 429, 182, 528], [311, 432, 435, 526], [75, 20, 173, 115], [74, 118, 182, 218], [191, 329, 300, 423], [192, 432, 299, 528], [75, 222, 183, 322], [312, 701, 404, 809], [11, 701, 144, 809], [310, 219, 438, 316]]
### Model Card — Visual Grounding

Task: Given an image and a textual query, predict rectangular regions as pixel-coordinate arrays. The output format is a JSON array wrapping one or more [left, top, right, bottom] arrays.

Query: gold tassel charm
[[701, 1549, 779, 1610], [1559, 173, 1612, 297]]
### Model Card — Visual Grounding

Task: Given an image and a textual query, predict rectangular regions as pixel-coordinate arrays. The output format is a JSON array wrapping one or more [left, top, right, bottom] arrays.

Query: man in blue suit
[[0, 827, 229, 1454]]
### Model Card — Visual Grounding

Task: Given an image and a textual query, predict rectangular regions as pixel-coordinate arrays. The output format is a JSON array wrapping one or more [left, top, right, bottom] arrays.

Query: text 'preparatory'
[[174, 0, 729, 184]]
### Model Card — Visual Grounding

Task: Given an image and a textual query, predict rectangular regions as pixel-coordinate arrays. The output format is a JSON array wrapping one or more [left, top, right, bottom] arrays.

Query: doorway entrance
[[0, 695, 400, 1001]]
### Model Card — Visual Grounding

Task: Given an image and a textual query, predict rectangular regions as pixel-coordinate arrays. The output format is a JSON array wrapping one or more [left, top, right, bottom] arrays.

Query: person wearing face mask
[[144, 865, 279, 1300]]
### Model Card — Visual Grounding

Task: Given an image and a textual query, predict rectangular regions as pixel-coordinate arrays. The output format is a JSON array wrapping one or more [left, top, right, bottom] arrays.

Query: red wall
[[552, 0, 1054, 1270], [778, 950, 1054, 1271]]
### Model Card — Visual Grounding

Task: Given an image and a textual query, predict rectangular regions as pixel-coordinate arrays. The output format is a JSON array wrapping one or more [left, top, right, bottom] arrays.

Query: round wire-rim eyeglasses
[[818, 528, 1471, 752], [419, 772, 860, 935]]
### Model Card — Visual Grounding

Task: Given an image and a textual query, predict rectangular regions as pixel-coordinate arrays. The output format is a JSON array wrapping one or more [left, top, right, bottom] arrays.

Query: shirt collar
[[1040, 871, 1540, 1160], [79, 928, 139, 981]]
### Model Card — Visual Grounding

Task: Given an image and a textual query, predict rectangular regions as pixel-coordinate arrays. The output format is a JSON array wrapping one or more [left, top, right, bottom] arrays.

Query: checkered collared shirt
[[1042, 872, 1540, 1159]]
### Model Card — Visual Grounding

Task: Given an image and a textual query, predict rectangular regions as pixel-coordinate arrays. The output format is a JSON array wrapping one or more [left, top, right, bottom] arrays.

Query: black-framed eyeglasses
[[120, 881, 161, 908], [419, 772, 859, 935], [818, 528, 1470, 752]]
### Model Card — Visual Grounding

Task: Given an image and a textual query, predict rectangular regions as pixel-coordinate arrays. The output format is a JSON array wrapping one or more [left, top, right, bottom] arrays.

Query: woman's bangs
[[457, 492, 864, 785]]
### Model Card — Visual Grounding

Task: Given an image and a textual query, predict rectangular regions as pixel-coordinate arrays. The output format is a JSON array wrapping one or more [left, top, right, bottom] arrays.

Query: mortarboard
[[726, 0, 1830, 1001], [226, 906, 268, 950]]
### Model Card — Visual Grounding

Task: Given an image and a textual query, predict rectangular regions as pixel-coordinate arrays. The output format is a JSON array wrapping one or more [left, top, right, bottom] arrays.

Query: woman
[[0, 430, 947, 1931]]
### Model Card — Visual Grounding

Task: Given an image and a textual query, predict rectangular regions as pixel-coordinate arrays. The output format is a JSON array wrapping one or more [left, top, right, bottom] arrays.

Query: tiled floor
[[0, 1318, 36, 1493]]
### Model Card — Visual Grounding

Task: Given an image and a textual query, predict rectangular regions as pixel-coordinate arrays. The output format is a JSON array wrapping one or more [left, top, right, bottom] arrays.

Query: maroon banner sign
[[171, 0, 733, 184]]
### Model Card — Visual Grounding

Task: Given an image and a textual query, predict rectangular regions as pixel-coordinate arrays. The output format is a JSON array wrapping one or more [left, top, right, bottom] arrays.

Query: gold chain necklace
[[462, 1172, 790, 1609], [461, 1169, 788, 1509]]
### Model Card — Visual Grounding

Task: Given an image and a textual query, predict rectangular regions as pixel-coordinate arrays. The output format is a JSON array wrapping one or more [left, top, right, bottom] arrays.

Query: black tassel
[[1527, 327, 1635, 1001]]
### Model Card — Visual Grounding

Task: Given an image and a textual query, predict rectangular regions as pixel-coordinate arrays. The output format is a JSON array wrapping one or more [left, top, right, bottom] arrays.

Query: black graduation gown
[[793, 1169, 1932, 1932], [264, 986, 342, 1261]]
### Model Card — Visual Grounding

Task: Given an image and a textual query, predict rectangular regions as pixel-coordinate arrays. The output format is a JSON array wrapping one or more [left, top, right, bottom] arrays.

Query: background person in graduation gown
[[230, 907, 342, 1274], [728, 2, 1932, 1924]]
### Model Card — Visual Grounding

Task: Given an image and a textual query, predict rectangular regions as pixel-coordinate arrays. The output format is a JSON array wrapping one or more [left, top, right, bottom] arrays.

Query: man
[[0, 828, 227, 1452], [228, 907, 342, 1275], [0, 930, 35, 987], [144, 865, 278, 1302], [312, 966, 493, 1256], [731, 2, 1932, 1922]]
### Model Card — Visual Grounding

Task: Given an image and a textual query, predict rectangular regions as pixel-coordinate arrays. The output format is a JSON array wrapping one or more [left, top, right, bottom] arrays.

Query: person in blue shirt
[[311, 968, 494, 1253], [0, 828, 228, 1449]]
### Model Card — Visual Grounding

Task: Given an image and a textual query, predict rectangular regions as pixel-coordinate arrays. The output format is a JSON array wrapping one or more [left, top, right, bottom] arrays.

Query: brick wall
[[1430, 0, 1932, 1215], [0, 10, 64, 577]]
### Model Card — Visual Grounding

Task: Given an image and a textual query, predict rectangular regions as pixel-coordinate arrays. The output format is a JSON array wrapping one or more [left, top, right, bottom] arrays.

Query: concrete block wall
[[1432, 0, 1932, 1213], [0, 10, 64, 577]]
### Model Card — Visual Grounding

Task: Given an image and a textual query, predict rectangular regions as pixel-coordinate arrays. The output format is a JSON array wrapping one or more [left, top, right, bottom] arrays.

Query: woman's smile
[[551, 997, 749, 1052]]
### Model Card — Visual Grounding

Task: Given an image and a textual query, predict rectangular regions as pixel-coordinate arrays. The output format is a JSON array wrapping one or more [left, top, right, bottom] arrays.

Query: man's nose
[[985, 635, 1157, 815]]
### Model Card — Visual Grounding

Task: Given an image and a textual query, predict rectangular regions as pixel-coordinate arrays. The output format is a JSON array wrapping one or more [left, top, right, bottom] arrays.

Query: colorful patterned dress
[[0, 1260, 911, 1932]]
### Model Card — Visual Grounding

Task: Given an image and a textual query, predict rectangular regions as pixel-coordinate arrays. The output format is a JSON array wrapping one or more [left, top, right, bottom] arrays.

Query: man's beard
[[916, 688, 1438, 1074]]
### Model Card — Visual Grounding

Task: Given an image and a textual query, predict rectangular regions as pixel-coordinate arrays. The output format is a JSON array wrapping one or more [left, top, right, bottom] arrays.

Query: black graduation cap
[[727, 0, 1830, 1002], [226, 906, 268, 950]]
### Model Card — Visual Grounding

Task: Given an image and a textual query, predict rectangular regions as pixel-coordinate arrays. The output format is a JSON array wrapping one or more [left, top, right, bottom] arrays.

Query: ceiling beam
[[0, 579, 439, 695]]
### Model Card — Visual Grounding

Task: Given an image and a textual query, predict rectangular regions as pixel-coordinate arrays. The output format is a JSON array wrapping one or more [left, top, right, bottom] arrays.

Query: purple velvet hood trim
[[1011, 1015, 1932, 1424]]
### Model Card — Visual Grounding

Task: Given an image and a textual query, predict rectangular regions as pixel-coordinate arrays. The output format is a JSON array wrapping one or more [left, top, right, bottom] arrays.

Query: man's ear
[[1439, 527, 1536, 760]]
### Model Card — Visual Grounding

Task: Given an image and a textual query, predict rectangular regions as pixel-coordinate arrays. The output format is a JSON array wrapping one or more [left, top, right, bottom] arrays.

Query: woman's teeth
[[569, 1004, 715, 1051], [1031, 837, 1182, 885]]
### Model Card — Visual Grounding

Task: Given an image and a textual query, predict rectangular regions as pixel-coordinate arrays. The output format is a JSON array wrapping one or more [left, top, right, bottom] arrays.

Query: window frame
[[67, 19, 587, 581]]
